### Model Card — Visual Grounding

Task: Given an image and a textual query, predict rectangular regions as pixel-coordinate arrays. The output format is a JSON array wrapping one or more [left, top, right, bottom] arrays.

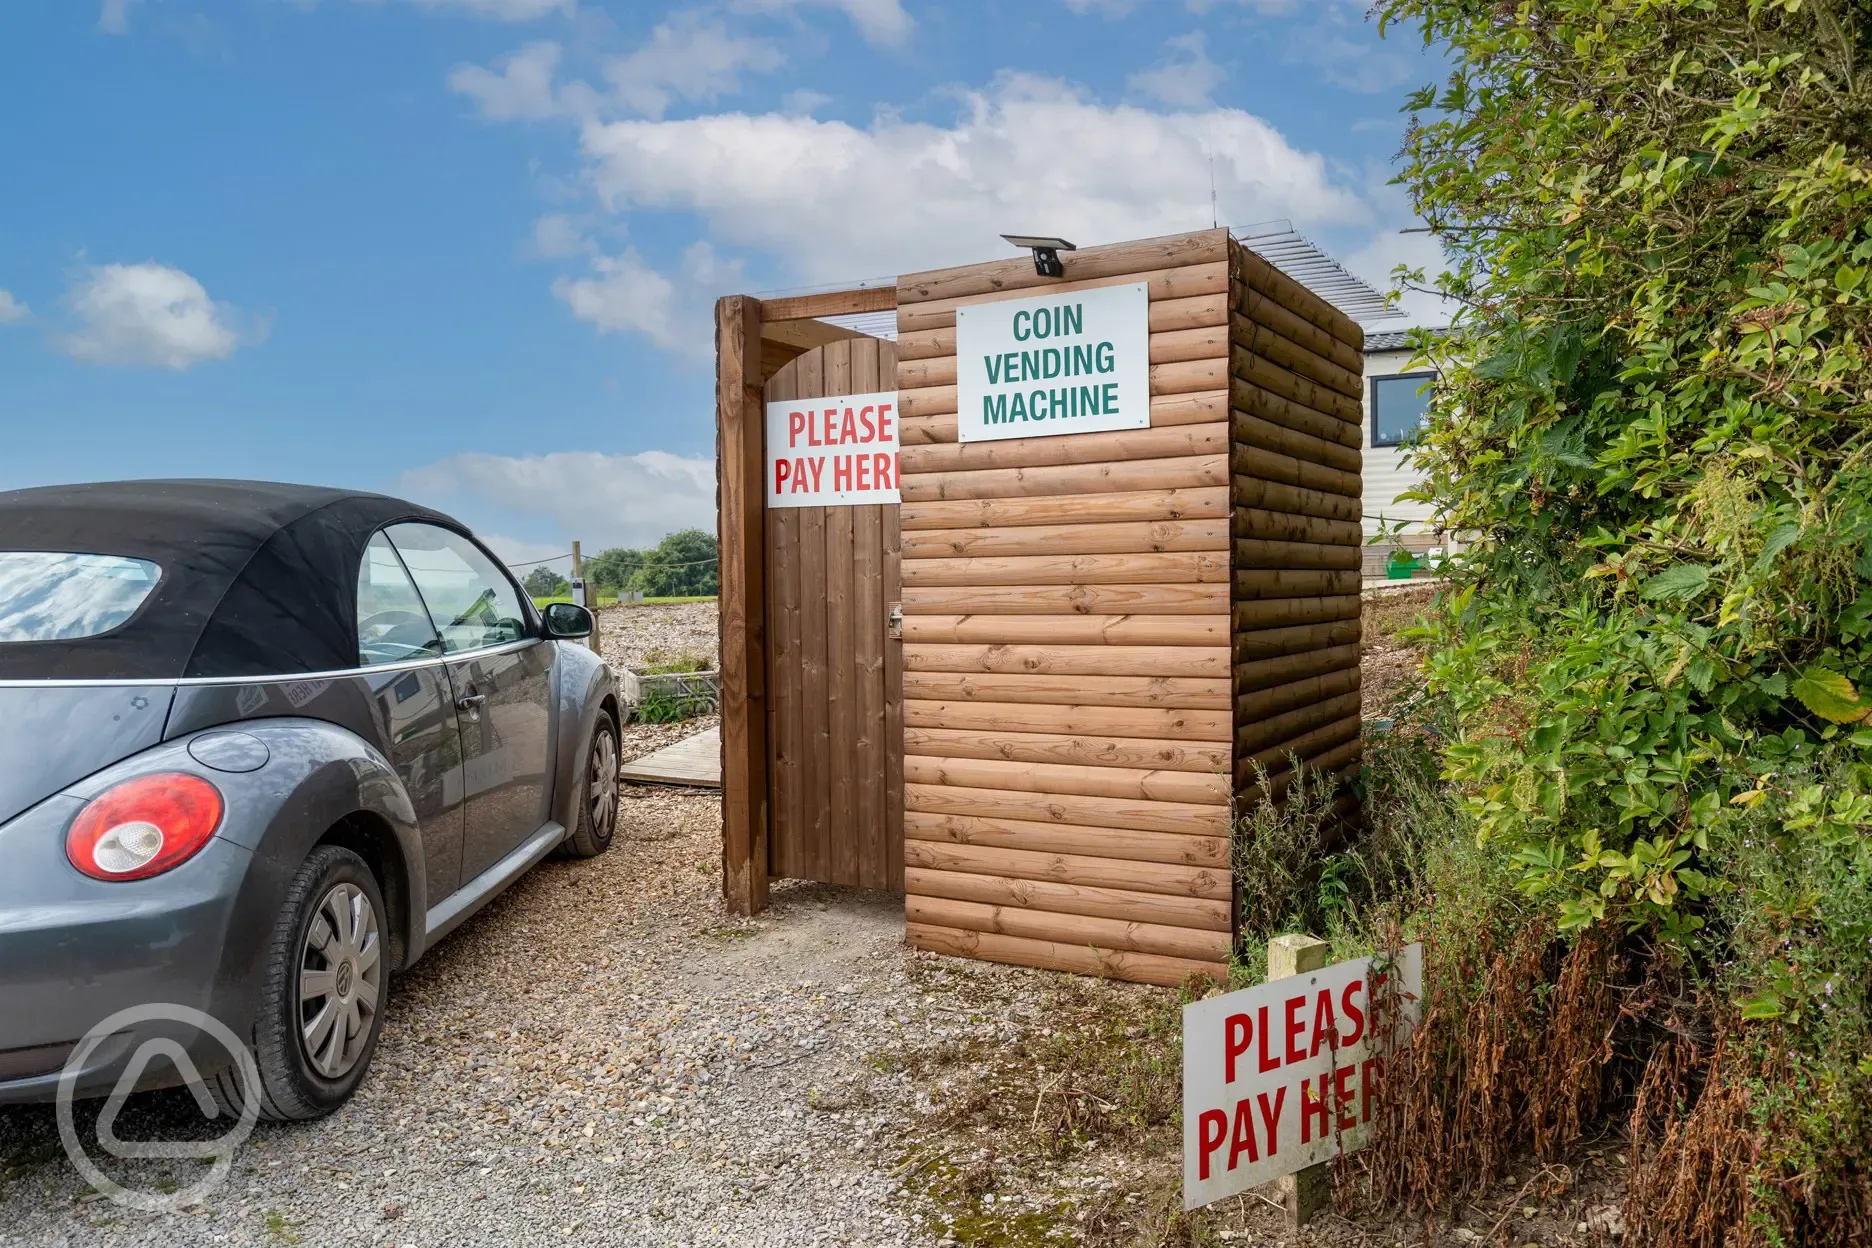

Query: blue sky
[[0, 0, 1444, 562]]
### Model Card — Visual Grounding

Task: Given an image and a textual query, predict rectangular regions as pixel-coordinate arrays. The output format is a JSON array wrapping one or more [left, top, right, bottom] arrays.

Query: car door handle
[[456, 692, 486, 719]]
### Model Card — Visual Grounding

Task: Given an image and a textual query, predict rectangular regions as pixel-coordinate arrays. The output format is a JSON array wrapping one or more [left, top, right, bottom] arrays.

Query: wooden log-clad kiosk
[[716, 228, 1363, 986]]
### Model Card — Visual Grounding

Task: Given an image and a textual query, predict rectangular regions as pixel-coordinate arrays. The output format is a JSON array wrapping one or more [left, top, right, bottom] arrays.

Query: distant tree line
[[519, 529, 719, 600]]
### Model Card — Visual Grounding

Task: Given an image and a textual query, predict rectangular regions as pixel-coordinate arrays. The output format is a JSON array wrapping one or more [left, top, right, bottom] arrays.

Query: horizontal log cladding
[[899, 420, 1226, 475], [1231, 594, 1361, 631], [897, 230, 1226, 307], [1232, 621, 1361, 662], [902, 454, 1229, 503], [904, 754, 1229, 805], [1231, 283, 1364, 376], [1231, 346, 1364, 424], [1231, 377, 1363, 451], [903, 834, 1231, 898], [903, 726, 1231, 773], [902, 642, 1230, 678], [1232, 568, 1362, 600], [1235, 666, 1362, 720], [1231, 475, 1361, 524], [1232, 537, 1362, 572], [904, 811, 1228, 868], [1236, 715, 1362, 780], [906, 783, 1230, 837], [1233, 506, 1364, 546], [898, 261, 1229, 334], [899, 389, 1225, 446], [1231, 312, 1364, 398], [905, 923, 1229, 987], [903, 698, 1233, 742], [1234, 244, 1364, 349], [1235, 691, 1363, 755], [901, 517, 1229, 560], [1234, 644, 1361, 693], [902, 582, 1229, 616], [1231, 408, 1364, 475], [902, 486, 1229, 531], [1238, 738, 1364, 797], [907, 896, 1230, 963], [902, 613, 1228, 647], [903, 551, 1228, 587], [904, 866, 1231, 930], [1230, 443, 1362, 498], [901, 671, 1229, 709]]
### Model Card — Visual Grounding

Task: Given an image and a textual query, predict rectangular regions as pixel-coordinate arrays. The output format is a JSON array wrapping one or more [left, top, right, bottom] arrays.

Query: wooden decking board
[[620, 726, 723, 788]]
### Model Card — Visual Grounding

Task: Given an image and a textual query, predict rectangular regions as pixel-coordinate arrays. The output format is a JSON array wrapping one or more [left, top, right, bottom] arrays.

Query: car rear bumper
[[0, 796, 257, 1104]]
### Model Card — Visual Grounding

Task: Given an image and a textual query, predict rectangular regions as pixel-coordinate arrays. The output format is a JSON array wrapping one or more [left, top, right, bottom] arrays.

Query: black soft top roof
[[0, 479, 463, 681]]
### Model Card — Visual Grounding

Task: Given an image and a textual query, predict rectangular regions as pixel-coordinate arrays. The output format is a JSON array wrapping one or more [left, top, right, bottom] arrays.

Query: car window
[[0, 552, 162, 643], [383, 523, 530, 654], [356, 532, 444, 666]]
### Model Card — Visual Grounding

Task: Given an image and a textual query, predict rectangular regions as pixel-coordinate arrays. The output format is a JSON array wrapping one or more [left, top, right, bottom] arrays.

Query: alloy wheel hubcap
[[298, 882, 381, 1080], [590, 729, 618, 836]]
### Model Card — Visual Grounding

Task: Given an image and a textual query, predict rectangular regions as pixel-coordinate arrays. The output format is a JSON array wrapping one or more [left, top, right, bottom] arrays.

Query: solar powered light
[[1002, 234, 1076, 278]]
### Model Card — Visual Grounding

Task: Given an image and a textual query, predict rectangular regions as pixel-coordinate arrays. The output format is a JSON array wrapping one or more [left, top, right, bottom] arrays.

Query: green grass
[[531, 595, 620, 609], [530, 594, 716, 609]]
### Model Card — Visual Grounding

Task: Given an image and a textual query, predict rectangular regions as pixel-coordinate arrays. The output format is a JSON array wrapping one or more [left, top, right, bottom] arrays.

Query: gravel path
[[0, 788, 957, 1247]]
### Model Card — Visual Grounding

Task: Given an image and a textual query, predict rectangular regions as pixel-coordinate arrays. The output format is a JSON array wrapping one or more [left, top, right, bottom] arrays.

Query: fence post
[[1270, 932, 1332, 1226], [571, 540, 601, 655]]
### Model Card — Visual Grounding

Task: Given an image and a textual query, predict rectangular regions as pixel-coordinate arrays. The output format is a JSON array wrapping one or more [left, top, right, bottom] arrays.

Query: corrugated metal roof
[[1235, 220, 1403, 324], [1364, 329, 1416, 352]]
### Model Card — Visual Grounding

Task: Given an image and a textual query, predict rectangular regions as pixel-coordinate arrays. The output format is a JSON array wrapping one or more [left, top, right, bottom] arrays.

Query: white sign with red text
[[1182, 945, 1423, 1210], [766, 390, 900, 508]]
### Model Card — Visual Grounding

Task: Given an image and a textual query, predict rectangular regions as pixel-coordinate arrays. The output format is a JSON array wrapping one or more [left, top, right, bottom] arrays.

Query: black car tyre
[[560, 714, 619, 858], [209, 845, 388, 1121]]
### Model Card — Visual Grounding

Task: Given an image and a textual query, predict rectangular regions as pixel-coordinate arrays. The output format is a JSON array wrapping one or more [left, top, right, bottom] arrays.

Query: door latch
[[886, 602, 903, 640]]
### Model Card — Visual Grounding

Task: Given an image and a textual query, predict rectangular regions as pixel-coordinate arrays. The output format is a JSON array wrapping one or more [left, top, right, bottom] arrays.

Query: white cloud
[[58, 262, 256, 370], [529, 212, 588, 258], [450, 40, 563, 119], [1128, 32, 1224, 108], [733, 0, 913, 46], [0, 290, 28, 326], [98, 0, 140, 34], [398, 450, 716, 552], [551, 241, 740, 358], [576, 73, 1369, 286], [604, 14, 785, 120], [1059, 0, 1136, 14]]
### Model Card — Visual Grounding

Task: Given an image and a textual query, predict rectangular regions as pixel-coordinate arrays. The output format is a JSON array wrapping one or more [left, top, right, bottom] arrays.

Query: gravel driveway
[[0, 774, 967, 1248]]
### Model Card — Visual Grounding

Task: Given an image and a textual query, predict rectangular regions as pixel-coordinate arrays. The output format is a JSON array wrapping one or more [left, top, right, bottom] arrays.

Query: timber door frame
[[715, 284, 898, 916]]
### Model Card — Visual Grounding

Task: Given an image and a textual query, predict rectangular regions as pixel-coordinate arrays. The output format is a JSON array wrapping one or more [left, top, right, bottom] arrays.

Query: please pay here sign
[[955, 282, 1150, 443], [765, 390, 900, 508], [1182, 945, 1423, 1210]]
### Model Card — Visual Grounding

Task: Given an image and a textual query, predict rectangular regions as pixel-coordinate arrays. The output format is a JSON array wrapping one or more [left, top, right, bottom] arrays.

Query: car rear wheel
[[210, 845, 389, 1120], [560, 715, 619, 859]]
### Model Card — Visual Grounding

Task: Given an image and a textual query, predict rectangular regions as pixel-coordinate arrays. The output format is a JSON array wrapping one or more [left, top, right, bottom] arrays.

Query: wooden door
[[762, 337, 903, 890]]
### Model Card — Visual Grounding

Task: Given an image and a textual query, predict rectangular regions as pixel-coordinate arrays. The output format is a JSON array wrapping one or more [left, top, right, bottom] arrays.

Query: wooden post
[[717, 294, 770, 915], [1269, 932, 1332, 1226], [571, 541, 600, 654]]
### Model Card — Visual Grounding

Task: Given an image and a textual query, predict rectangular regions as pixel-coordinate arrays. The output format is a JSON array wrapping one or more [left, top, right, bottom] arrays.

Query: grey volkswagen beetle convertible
[[0, 480, 620, 1117]]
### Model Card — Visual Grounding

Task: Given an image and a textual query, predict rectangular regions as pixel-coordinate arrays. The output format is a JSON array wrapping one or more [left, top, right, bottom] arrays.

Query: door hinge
[[887, 602, 903, 640]]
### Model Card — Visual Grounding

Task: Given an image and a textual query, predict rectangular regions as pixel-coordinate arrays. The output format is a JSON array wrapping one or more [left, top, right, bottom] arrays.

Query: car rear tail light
[[66, 773, 224, 881]]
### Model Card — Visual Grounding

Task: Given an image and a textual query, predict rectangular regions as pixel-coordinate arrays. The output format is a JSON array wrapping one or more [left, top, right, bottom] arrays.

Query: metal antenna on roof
[[1209, 156, 1218, 229]]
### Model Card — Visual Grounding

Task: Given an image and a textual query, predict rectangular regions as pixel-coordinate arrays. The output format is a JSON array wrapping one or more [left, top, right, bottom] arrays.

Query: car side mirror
[[542, 601, 594, 639]]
